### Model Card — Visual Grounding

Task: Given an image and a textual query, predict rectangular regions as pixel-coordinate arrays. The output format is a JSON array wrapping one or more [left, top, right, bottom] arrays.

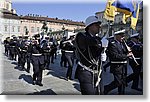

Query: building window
[[6, 4, 9, 10], [24, 26, 27, 32], [31, 27, 34, 33], [12, 26, 15, 32], [4, 25, 8, 32], [18, 26, 20, 32], [37, 27, 40, 32]]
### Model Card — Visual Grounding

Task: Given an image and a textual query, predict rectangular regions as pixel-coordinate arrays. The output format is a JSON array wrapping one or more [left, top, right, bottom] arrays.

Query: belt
[[32, 54, 42, 56], [21, 50, 27, 52], [135, 58, 141, 60], [111, 61, 127, 64], [78, 62, 98, 73], [129, 57, 141, 60], [65, 50, 74, 53]]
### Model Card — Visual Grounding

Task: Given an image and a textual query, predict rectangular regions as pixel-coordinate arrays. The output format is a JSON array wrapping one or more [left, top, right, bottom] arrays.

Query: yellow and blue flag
[[104, 0, 142, 30]]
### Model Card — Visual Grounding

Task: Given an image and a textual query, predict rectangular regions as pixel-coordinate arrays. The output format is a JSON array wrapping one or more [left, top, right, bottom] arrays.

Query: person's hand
[[101, 37, 108, 47], [127, 52, 133, 57], [101, 52, 107, 61]]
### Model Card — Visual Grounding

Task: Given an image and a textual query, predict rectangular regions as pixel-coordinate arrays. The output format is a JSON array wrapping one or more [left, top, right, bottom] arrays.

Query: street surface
[[0, 44, 143, 95]]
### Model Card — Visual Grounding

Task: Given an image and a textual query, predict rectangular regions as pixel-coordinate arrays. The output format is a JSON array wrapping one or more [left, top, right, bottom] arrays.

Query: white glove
[[101, 52, 107, 61], [101, 37, 108, 47]]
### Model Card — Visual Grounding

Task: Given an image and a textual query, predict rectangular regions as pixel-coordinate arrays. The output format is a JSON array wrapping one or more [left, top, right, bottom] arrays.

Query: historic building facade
[[0, 0, 143, 41], [95, 9, 143, 37], [0, 0, 85, 41]]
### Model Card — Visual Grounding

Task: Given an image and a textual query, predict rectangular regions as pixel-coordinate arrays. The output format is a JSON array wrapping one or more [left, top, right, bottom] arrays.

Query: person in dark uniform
[[104, 29, 132, 95], [50, 41, 58, 63], [4, 37, 10, 56], [126, 33, 143, 91], [63, 35, 76, 80], [26, 38, 32, 73], [59, 36, 68, 67], [20, 36, 28, 70], [31, 35, 45, 86], [16, 36, 23, 67], [9, 36, 17, 60], [41, 35, 51, 69], [74, 16, 107, 95], [53, 40, 58, 59], [50, 42, 55, 64]]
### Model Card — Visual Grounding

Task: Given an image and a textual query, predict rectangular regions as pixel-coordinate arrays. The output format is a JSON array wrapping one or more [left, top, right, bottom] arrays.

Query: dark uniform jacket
[[41, 40, 51, 53], [20, 40, 28, 52], [9, 39, 17, 54], [75, 32, 102, 69], [128, 40, 143, 64], [107, 40, 128, 74], [31, 43, 44, 65], [62, 40, 76, 52]]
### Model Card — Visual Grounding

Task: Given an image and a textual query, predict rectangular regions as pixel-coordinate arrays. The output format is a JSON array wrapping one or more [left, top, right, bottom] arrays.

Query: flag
[[104, 0, 141, 30], [104, 0, 116, 21]]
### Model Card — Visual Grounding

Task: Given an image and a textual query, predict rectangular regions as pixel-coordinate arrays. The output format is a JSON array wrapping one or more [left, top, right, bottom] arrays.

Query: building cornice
[[2, 13, 85, 26]]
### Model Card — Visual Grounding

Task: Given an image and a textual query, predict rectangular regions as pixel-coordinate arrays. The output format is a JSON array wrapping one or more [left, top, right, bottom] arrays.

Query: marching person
[[16, 36, 23, 67], [31, 34, 45, 86], [63, 35, 76, 81], [26, 38, 32, 73], [126, 33, 143, 91], [74, 16, 107, 95], [20, 36, 28, 70], [4, 37, 10, 56], [9, 36, 17, 60], [41, 35, 51, 69], [104, 29, 132, 95], [59, 36, 68, 67]]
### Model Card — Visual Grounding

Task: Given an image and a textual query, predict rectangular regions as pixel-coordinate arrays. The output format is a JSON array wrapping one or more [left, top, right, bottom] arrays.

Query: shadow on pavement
[[18, 74, 33, 84], [11, 61, 18, 65], [73, 83, 81, 92], [27, 89, 57, 95], [14, 66, 26, 72]]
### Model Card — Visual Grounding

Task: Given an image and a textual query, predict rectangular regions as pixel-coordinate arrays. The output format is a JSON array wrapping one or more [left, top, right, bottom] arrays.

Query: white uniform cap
[[44, 35, 49, 38], [114, 29, 125, 35], [130, 33, 139, 38], [85, 16, 101, 28]]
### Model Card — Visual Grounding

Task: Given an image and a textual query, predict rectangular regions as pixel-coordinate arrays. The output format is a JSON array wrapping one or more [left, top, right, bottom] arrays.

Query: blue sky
[[12, 1, 107, 22]]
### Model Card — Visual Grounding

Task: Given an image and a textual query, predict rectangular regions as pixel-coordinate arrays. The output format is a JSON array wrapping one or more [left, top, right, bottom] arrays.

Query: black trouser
[[104, 73, 126, 95], [9, 47, 15, 60], [17, 52, 21, 66], [127, 59, 142, 88], [43, 53, 50, 68], [104, 64, 127, 95], [75, 65, 99, 95], [20, 51, 27, 69], [26, 53, 31, 71], [50, 51, 55, 63], [32, 55, 44, 84], [60, 51, 67, 67], [5, 45, 9, 56], [65, 52, 74, 79]]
